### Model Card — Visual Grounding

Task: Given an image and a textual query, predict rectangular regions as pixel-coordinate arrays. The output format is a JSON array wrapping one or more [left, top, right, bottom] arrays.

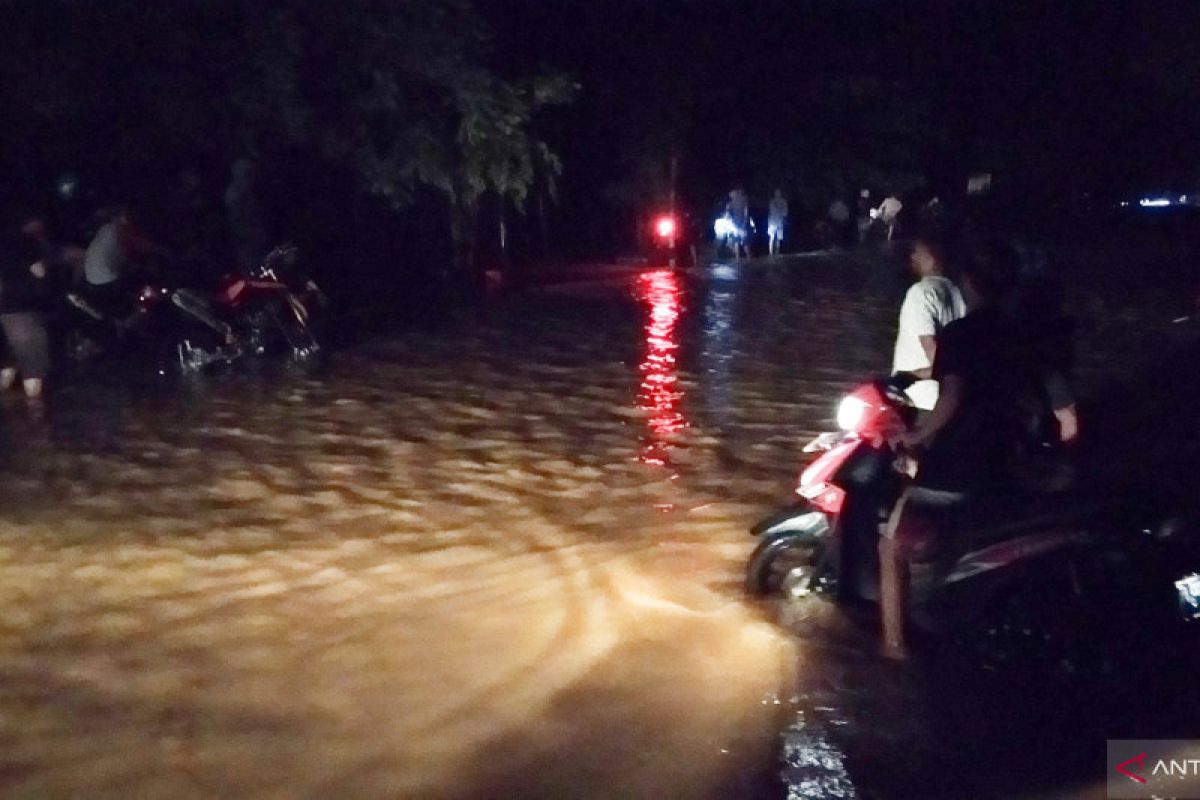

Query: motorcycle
[[646, 212, 695, 268], [211, 244, 323, 360], [745, 374, 1200, 668], [60, 281, 235, 376]]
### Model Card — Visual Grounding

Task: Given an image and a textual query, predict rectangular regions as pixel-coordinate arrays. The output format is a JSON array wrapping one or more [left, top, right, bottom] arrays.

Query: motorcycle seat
[[944, 490, 1108, 556]]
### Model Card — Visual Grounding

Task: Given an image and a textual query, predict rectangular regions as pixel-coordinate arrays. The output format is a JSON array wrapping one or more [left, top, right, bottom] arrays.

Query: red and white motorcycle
[[744, 374, 1200, 666]]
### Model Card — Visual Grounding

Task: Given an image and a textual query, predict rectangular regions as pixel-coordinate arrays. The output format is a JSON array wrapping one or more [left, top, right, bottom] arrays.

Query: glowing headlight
[[836, 396, 868, 431], [714, 216, 736, 237]]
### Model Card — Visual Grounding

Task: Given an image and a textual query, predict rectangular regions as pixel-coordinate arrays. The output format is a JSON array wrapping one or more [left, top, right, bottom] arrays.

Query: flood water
[[0, 252, 1194, 798]]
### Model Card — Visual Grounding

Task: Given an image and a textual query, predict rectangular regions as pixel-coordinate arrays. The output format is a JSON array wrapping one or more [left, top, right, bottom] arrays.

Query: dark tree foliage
[[0, 0, 575, 288]]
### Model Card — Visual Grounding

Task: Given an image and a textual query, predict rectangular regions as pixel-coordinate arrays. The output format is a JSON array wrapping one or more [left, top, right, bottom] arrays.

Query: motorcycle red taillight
[[654, 215, 677, 240], [138, 285, 167, 306]]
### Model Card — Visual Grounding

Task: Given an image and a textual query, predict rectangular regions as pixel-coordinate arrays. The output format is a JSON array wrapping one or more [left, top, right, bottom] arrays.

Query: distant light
[[655, 215, 677, 239], [1139, 198, 1172, 207], [1182, 195, 1189, 204]]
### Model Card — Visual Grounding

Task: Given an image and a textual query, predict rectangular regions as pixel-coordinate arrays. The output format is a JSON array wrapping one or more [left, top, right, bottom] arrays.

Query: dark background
[[2, 0, 1199, 303], [478, 0, 1200, 256]]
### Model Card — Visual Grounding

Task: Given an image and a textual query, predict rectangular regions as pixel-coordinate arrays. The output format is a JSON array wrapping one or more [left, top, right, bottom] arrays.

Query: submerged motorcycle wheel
[[746, 536, 821, 596], [155, 328, 227, 378]]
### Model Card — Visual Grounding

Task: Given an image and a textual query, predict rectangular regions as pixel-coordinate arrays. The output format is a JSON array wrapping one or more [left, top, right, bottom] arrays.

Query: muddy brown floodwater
[[0, 252, 1191, 799]]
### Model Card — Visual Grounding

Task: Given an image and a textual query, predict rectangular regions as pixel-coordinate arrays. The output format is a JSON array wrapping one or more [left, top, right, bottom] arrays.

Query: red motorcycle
[[211, 244, 324, 360], [745, 374, 1200, 667], [646, 211, 695, 268]]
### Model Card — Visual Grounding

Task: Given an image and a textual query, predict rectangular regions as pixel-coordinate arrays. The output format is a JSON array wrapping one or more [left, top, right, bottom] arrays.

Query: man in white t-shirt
[[878, 195, 903, 240], [891, 237, 965, 409]]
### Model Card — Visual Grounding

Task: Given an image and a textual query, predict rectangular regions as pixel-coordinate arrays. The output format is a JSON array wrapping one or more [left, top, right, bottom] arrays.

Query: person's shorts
[[0, 312, 50, 380], [883, 486, 967, 561]]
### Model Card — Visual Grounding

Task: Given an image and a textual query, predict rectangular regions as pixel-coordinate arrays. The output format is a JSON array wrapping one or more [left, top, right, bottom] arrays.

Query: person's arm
[[1054, 405, 1078, 443], [912, 334, 938, 378], [902, 374, 962, 449], [120, 223, 172, 261], [1043, 370, 1078, 443]]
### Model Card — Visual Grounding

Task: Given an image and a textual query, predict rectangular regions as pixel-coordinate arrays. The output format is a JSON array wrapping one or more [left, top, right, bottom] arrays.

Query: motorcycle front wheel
[[746, 535, 823, 596], [270, 295, 321, 361], [155, 326, 227, 378]]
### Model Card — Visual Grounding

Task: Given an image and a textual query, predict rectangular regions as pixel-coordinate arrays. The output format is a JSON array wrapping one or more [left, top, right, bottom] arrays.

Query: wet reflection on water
[[635, 270, 688, 470], [699, 264, 737, 434]]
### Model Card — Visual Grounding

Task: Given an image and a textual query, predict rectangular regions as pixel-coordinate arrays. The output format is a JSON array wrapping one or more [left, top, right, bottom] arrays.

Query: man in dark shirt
[[878, 239, 1029, 659]]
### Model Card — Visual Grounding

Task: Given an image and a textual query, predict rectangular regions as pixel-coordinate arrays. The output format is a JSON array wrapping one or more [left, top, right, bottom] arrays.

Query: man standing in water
[[878, 194, 903, 241], [891, 235, 965, 411], [767, 189, 788, 256], [727, 188, 752, 259], [0, 220, 52, 400]]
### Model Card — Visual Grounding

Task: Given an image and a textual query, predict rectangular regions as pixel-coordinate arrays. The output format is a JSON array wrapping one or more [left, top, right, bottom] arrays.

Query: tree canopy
[[0, 0, 575, 250]]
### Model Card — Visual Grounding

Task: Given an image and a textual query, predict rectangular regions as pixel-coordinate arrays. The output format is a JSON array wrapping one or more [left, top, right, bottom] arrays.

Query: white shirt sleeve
[[898, 283, 937, 338]]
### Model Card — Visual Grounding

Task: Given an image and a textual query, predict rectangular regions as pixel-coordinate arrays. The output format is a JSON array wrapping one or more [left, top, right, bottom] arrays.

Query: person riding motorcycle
[[879, 238, 1076, 660]]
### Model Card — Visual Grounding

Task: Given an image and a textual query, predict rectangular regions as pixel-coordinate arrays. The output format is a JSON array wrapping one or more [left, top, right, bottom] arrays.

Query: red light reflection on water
[[635, 270, 687, 467]]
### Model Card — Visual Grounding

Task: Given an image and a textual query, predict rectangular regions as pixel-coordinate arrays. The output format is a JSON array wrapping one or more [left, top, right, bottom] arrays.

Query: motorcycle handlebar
[[886, 371, 919, 392]]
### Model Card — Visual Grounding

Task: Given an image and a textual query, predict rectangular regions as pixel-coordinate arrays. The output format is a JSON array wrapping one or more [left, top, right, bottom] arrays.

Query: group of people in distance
[[0, 160, 271, 403], [881, 230, 1079, 659], [722, 186, 909, 258]]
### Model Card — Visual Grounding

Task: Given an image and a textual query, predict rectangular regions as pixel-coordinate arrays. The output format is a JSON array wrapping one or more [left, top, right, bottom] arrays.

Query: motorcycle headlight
[[836, 396, 868, 431]]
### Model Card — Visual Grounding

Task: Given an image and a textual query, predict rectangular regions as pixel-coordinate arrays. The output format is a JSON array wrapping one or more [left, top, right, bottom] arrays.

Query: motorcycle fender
[[944, 528, 1093, 585], [750, 507, 831, 541]]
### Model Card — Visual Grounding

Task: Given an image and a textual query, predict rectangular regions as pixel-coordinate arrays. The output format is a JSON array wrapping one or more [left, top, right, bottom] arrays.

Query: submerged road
[[0, 252, 1191, 798]]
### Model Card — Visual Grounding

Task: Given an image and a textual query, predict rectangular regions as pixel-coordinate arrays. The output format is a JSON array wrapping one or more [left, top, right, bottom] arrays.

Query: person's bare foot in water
[[880, 639, 909, 662]]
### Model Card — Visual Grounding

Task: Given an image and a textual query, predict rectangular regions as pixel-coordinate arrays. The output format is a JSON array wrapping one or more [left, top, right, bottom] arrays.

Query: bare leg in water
[[879, 488, 919, 660]]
